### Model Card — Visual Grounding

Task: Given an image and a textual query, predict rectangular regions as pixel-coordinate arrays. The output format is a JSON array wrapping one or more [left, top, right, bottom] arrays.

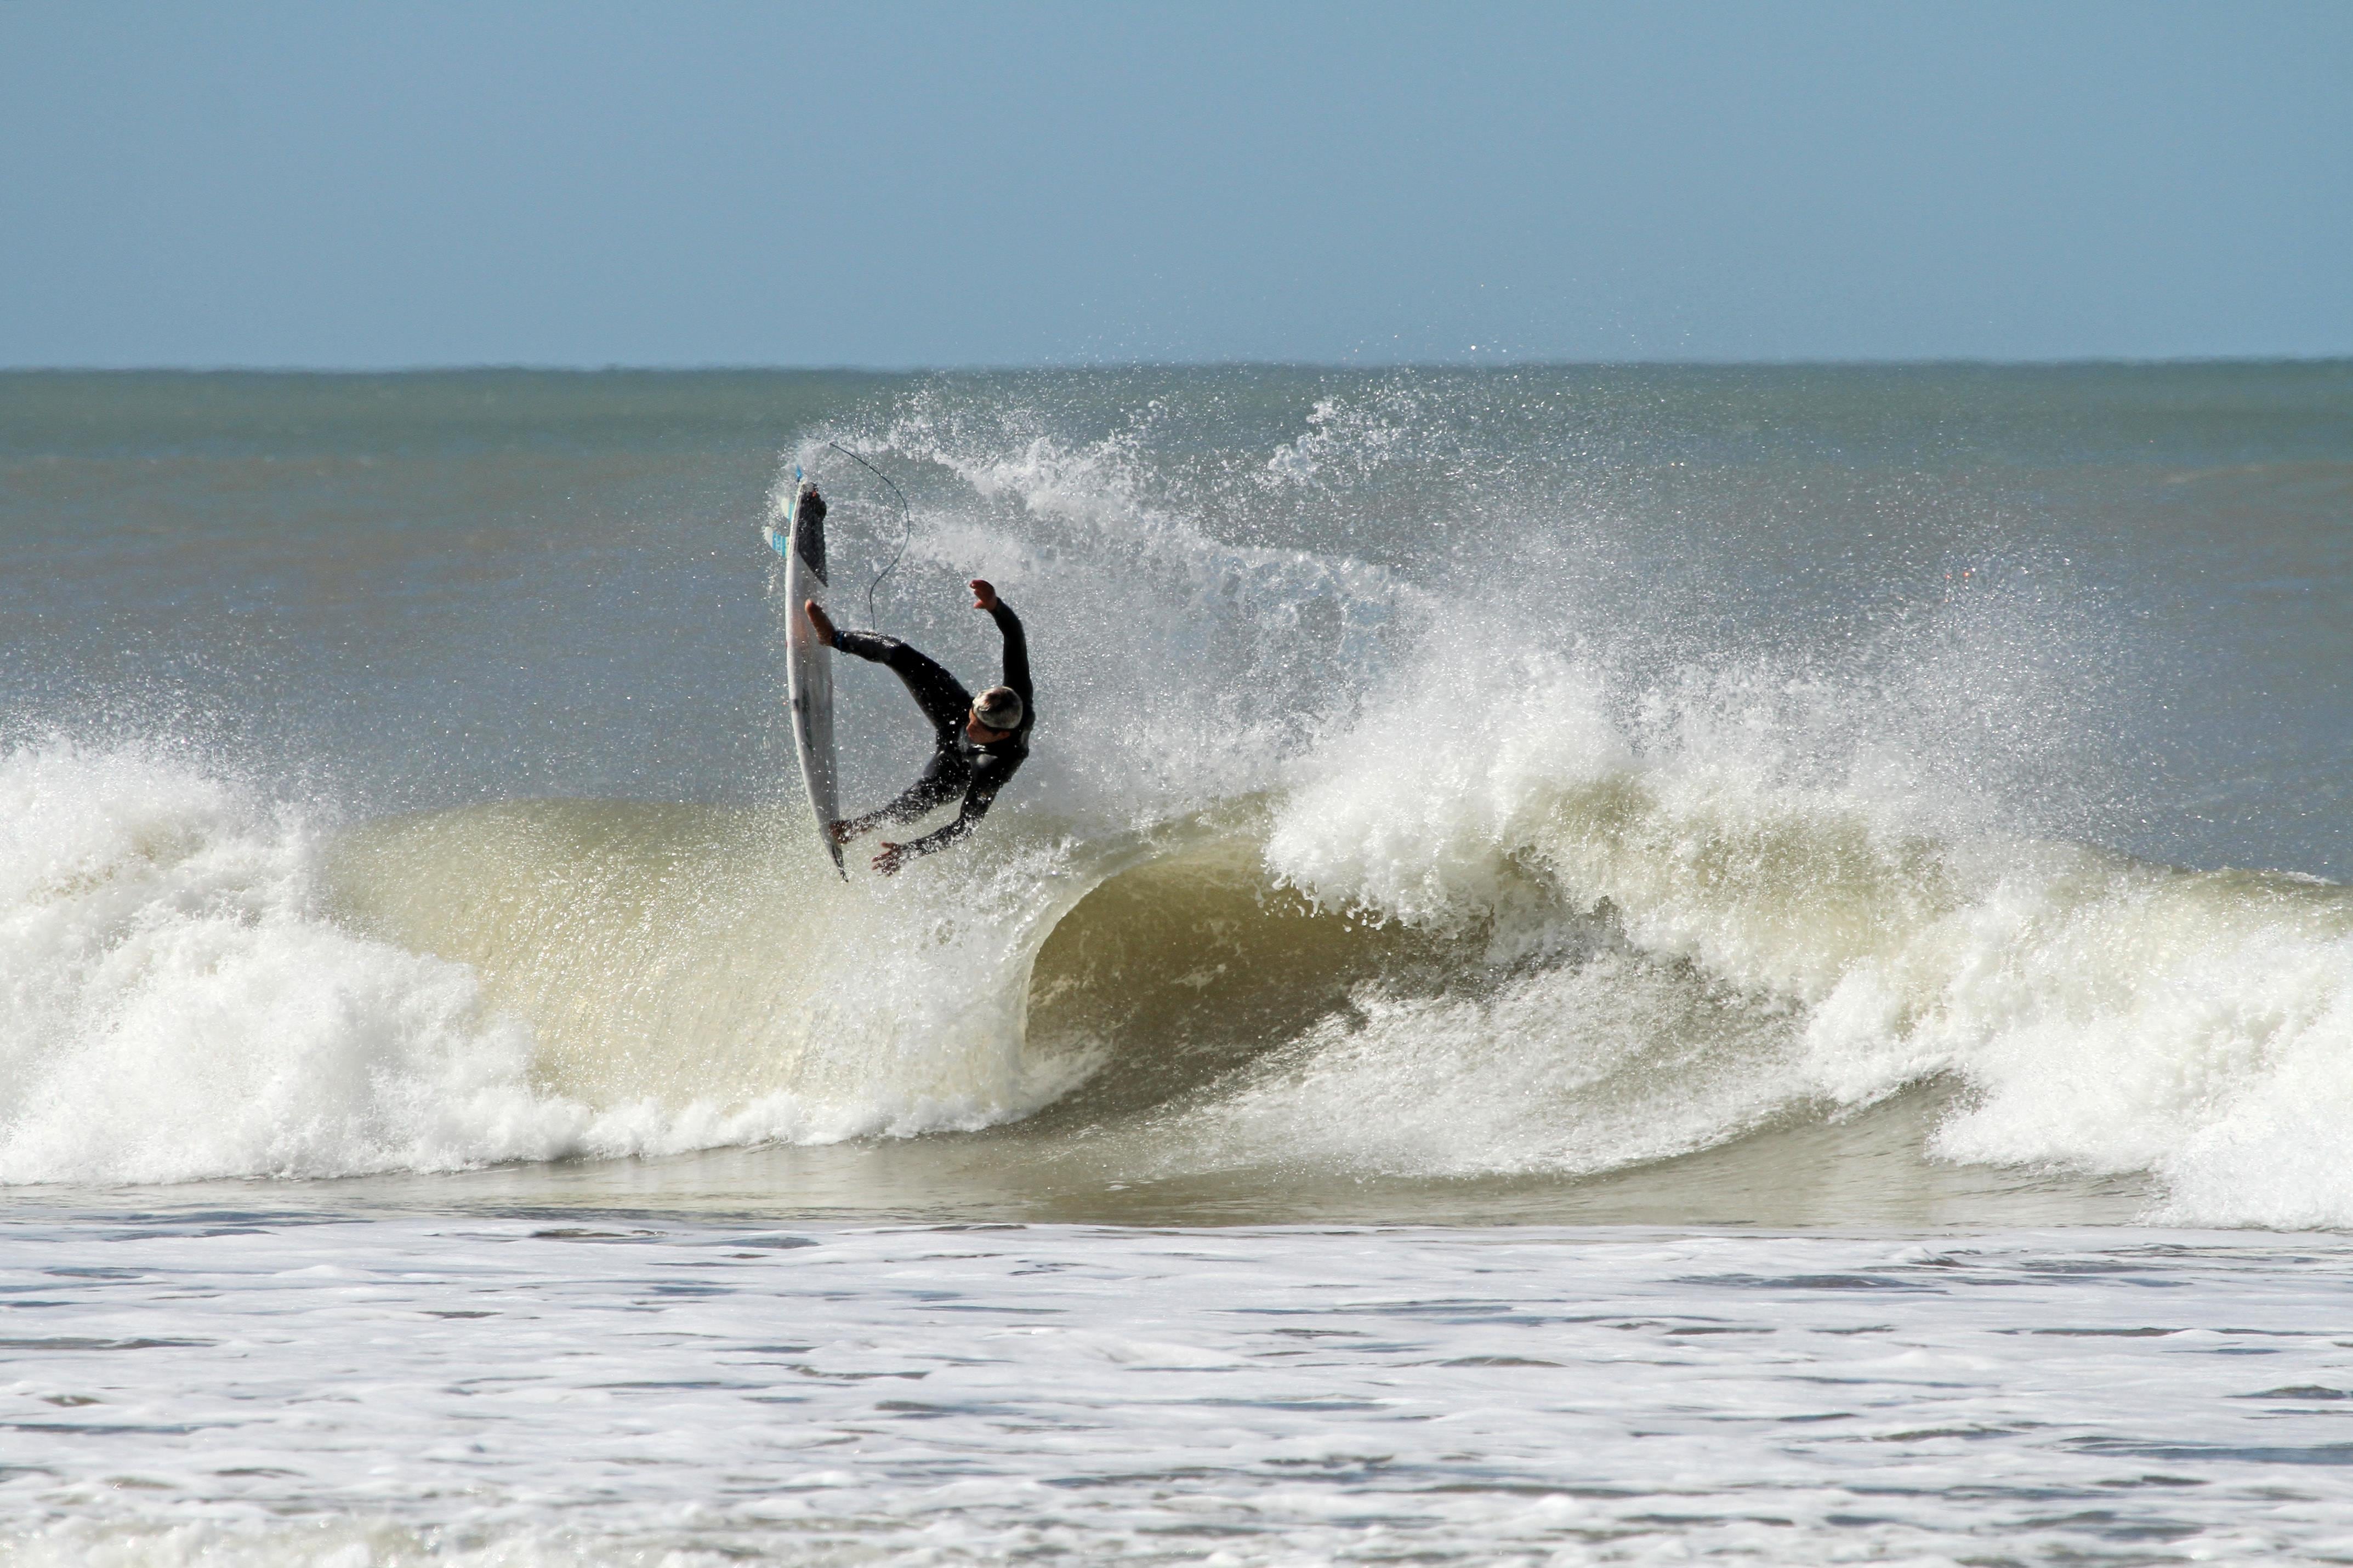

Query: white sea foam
[[0, 743, 1070, 1187], [6, 1216, 2353, 1565], [0, 741, 556, 1185], [1136, 952, 1808, 1181], [1264, 630, 2353, 1227]]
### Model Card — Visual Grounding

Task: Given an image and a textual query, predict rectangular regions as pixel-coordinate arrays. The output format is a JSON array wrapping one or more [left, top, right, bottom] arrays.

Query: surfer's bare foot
[[804, 598, 837, 646], [873, 842, 906, 876]]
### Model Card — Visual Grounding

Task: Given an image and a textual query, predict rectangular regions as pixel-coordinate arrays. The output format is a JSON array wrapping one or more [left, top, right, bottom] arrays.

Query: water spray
[[822, 441, 915, 629]]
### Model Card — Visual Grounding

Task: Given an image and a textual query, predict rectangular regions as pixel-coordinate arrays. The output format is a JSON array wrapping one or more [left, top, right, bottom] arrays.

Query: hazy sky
[[4, 1, 2348, 368]]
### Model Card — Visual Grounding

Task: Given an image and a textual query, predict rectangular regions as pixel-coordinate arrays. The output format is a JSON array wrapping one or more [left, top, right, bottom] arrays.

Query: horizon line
[[4, 354, 2350, 376]]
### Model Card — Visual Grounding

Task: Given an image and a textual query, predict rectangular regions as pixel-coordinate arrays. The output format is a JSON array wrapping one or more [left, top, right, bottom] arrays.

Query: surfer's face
[[965, 710, 1011, 745]]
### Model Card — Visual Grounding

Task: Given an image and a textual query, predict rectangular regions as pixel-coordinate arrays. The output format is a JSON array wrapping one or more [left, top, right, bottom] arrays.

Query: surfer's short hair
[[972, 686, 1024, 733]]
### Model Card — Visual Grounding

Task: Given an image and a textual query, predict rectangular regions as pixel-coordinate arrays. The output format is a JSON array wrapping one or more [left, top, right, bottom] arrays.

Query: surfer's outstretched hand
[[873, 842, 907, 876], [826, 819, 856, 846], [969, 579, 998, 612]]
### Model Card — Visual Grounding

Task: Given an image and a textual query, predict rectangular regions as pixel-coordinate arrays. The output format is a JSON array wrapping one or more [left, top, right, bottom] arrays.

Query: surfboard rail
[[769, 464, 845, 877]]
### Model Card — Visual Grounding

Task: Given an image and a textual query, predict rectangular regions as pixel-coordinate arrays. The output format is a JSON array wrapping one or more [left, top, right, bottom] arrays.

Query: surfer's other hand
[[969, 579, 999, 612], [826, 819, 856, 846], [873, 842, 906, 876], [804, 598, 837, 646]]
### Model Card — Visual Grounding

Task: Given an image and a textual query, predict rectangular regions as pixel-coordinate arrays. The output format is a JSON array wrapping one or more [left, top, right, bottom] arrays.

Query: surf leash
[[823, 441, 915, 629]]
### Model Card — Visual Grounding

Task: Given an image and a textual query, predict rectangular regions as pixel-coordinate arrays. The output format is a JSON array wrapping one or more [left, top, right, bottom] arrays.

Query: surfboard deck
[[766, 465, 844, 877]]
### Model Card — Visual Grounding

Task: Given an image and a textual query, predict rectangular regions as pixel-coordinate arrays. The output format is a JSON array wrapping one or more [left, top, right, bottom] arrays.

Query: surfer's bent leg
[[833, 630, 974, 744]]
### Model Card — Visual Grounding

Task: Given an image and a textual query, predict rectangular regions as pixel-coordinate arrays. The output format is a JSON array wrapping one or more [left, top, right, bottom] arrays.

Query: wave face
[[4, 367, 2350, 1225]]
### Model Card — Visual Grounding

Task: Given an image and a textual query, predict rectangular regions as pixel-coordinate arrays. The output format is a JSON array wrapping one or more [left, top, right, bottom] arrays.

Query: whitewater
[[3, 364, 2350, 1563]]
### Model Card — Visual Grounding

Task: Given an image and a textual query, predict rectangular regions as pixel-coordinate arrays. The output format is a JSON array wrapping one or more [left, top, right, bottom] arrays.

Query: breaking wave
[[5, 379, 2348, 1228], [5, 705, 2348, 1228]]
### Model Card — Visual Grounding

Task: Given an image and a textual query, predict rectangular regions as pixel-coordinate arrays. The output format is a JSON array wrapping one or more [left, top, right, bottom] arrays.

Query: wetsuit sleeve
[[838, 761, 963, 837], [895, 755, 1020, 862], [987, 602, 1032, 715]]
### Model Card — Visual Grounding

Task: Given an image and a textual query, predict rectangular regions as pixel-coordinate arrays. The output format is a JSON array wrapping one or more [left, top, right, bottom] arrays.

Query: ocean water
[[3, 364, 2351, 1563]]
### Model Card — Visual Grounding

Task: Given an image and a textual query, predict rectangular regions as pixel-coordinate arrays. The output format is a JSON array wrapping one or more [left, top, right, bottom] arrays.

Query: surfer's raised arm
[[971, 579, 1031, 715], [807, 578, 1037, 876]]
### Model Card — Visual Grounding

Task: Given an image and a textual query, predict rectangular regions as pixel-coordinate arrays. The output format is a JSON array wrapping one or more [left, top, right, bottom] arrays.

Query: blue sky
[[3, 1, 2348, 367]]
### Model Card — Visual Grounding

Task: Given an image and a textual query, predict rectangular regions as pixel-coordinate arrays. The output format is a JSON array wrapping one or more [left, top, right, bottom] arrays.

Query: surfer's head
[[968, 686, 1023, 742]]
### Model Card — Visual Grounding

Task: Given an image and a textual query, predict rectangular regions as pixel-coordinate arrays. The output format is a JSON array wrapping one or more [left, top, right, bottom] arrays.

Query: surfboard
[[766, 465, 844, 877]]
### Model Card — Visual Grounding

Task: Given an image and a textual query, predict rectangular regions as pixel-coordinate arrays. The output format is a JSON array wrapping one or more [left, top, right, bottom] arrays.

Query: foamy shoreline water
[[8, 1214, 2353, 1566]]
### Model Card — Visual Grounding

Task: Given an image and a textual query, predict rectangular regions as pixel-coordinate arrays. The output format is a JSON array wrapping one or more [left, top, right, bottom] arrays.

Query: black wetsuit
[[833, 602, 1033, 861]]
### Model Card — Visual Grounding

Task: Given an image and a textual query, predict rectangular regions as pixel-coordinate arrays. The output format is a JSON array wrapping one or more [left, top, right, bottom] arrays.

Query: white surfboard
[[766, 465, 844, 877]]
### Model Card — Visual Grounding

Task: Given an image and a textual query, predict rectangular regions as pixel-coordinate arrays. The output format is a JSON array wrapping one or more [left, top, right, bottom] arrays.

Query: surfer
[[803, 580, 1032, 875]]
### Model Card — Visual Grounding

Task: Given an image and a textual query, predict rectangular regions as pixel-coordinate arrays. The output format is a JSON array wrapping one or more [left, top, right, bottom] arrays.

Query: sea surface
[[3, 364, 2351, 1563]]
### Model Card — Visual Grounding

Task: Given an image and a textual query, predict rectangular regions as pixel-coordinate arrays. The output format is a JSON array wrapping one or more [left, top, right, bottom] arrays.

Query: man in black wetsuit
[[804, 578, 1033, 876]]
